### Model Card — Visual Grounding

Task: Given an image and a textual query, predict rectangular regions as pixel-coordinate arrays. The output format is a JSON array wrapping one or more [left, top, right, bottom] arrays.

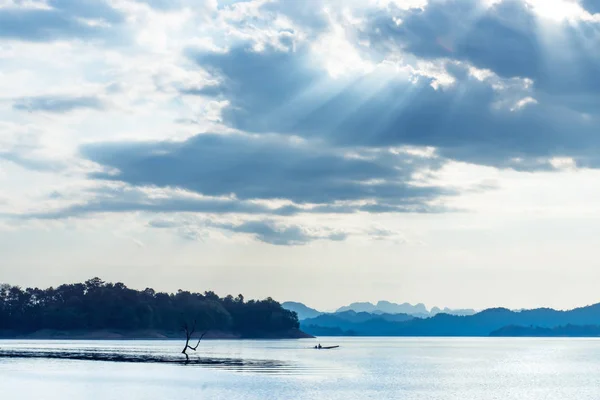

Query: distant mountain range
[[429, 306, 477, 317], [336, 301, 429, 316], [282, 301, 477, 320], [337, 301, 477, 317], [281, 302, 323, 320], [284, 301, 600, 337], [300, 311, 414, 336]]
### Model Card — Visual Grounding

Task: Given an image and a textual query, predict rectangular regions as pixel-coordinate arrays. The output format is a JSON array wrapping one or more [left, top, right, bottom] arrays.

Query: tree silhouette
[[181, 320, 207, 362], [0, 278, 299, 339]]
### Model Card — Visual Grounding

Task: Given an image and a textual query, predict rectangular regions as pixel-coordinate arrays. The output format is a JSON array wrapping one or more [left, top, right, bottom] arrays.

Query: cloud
[[365, 0, 600, 95], [20, 182, 449, 222], [189, 43, 600, 169], [137, 0, 221, 12], [0, 0, 124, 42], [10, 130, 451, 223], [211, 219, 348, 245], [80, 132, 449, 207], [366, 0, 539, 78], [48, 0, 123, 23], [148, 216, 348, 245], [23, 185, 278, 219], [0, 151, 65, 172], [13, 95, 105, 113], [4, 0, 600, 250], [0, 123, 71, 172], [581, 0, 600, 14]]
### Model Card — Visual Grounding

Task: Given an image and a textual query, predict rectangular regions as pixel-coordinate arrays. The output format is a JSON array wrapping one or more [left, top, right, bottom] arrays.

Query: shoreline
[[0, 328, 314, 340]]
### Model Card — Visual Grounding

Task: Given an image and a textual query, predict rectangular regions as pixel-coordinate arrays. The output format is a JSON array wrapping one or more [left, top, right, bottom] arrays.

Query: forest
[[0, 278, 300, 337]]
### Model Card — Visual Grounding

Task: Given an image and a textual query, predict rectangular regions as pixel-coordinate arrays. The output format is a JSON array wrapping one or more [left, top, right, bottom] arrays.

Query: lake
[[2, 337, 600, 399]]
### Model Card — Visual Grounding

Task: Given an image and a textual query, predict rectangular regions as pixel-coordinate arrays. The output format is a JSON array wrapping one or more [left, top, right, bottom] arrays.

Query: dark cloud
[[48, 0, 123, 23], [209, 219, 348, 245], [147, 219, 180, 228], [26, 186, 277, 219], [149, 217, 348, 245], [0, 0, 123, 42], [20, 147, 451, 219], [178, 84, 224, 97], [13, 95, 105, 113], [581, 0, 600, 14], [0, 9, 100, 41], [365, 0, 600, 95], [80, 132, 447, 207], [189, 44, 599, 169], [27, 194, 448, 220], [367, 0, 539, 78], [21, 150, 450, 219]]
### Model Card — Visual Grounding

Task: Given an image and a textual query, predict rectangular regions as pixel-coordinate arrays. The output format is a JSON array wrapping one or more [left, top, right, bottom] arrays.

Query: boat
[[314, 345, 339, 349]]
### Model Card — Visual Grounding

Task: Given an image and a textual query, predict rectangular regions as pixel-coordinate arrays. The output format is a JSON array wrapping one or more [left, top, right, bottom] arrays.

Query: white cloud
[[510, 96, 538, 111], [525, 0, 588, 22]]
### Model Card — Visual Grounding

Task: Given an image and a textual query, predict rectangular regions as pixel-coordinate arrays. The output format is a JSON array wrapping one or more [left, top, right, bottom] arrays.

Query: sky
[[2, 0, 600, 311]]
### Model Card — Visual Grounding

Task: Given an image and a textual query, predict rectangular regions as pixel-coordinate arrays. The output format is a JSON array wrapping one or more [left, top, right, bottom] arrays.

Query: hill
[[0, 278, 309, 339], [305, 303, 600, 337], [281, 302, 322, 320], [336, 301, 428, 316], [335, 301, 476, 317], [301, 310, 415, 336], [430, 307, 477, 317]]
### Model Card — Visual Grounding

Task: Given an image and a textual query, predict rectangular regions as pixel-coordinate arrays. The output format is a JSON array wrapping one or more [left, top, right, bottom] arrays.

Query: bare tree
[[182, 320, 207, 362]]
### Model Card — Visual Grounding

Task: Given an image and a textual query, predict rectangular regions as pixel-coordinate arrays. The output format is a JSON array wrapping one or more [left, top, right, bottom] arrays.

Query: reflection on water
[[0, 349, 291, 373], [4, 338, 600, 400], [0, 340, 347, 376]]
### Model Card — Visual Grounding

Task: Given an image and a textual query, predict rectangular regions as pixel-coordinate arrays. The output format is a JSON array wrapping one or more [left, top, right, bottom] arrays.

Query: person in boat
[[318, 344, 322, 349]]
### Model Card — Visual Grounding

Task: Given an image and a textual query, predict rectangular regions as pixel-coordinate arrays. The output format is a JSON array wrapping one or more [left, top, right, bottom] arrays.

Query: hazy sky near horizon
[[2, 0, 600, 311]]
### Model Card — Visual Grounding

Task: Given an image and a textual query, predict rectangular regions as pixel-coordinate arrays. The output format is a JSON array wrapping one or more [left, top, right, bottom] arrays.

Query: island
[[0, 278, 311, 340]]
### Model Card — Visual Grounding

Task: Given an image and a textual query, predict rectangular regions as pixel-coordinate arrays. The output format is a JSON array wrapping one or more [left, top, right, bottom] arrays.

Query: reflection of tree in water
[[0, 350, 291, 372]]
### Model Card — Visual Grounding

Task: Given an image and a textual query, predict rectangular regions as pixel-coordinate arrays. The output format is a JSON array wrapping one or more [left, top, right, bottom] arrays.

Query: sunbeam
[[525, 0, 588, 22]]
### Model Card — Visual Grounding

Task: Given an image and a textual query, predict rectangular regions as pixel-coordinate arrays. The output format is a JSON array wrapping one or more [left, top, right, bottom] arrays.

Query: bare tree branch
[[189, 332, 207, 351], [181, 320, 207, 362]]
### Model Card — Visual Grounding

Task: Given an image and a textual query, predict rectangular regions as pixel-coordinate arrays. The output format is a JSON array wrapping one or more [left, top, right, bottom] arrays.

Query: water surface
[[2, 338, 600, 399]]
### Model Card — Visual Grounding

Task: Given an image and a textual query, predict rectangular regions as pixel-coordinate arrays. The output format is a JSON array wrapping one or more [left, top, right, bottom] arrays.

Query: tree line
[[0, 278, 299, 336]]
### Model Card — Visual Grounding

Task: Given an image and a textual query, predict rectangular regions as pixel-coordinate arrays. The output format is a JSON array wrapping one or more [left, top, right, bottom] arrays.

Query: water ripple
[[0, 349, 289, 371]]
